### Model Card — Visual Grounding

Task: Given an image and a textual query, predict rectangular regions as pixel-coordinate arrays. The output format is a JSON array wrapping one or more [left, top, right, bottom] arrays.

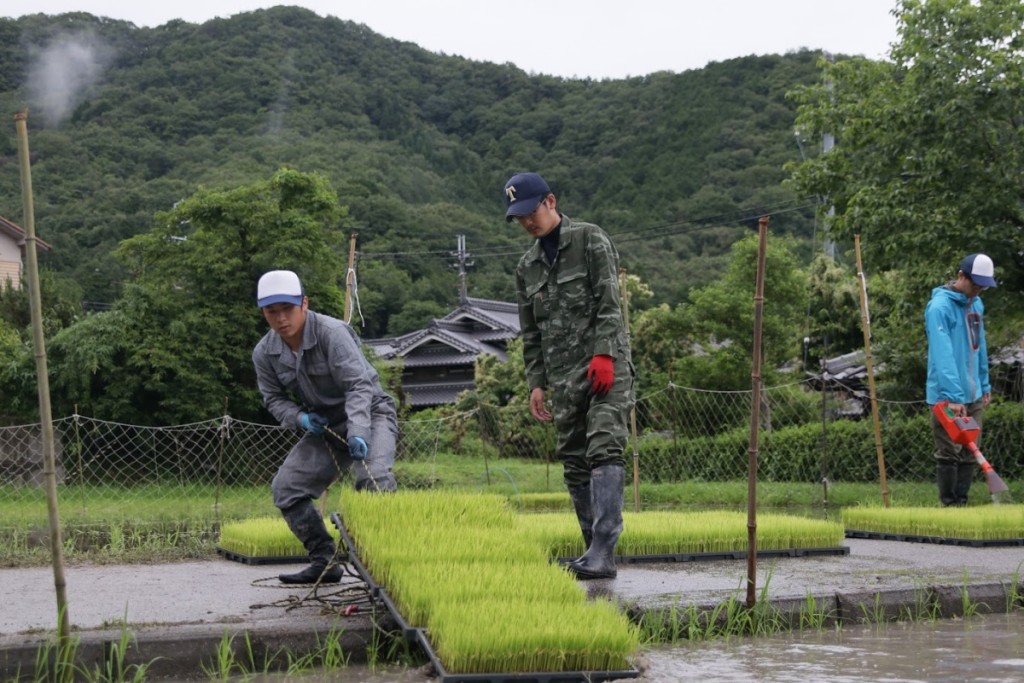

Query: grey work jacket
[[252, 310, 392, 442], [515, 215, 631, 391]]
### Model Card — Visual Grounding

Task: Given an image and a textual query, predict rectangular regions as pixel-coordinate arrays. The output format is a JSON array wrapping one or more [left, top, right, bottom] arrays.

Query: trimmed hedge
[[636, 401, 1024, 483]]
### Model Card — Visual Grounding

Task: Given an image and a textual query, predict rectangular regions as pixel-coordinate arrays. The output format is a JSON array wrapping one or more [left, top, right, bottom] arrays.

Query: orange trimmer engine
[[931, 401, 980, 447]]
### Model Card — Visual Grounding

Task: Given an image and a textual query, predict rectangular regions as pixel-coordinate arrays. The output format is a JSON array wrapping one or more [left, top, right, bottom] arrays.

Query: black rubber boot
[[567, 483, 593, 554], [279, 500, 343, 584], [568, 465, 624, 580], [936, 463, 958, 507], [955, 463, 975, 506]]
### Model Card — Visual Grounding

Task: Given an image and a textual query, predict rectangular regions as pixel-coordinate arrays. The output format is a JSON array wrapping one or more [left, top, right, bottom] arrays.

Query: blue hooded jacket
[[924, 285, 990, 405]]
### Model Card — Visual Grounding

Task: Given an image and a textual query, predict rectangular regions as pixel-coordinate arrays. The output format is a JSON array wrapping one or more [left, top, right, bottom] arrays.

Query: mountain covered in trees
[[6, 2, 1018, 426], [0, 5, 824, 329]]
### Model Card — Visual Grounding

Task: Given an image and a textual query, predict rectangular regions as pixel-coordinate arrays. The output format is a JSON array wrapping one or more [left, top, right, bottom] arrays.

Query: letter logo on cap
[[505, 185, 517, 203]]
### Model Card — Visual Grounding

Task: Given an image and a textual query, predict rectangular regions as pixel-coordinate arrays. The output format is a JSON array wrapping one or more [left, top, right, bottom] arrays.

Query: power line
[[356, 198, 820, 261]]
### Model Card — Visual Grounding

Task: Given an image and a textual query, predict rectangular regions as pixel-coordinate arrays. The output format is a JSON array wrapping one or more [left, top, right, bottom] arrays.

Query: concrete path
[[2, 538, 1022, 679]]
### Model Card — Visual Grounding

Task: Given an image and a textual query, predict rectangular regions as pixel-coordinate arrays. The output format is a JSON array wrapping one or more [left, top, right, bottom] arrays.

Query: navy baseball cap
[[257, 270, 305, 307], [960, 253, 997, 288], [503, 172, 551, 222]]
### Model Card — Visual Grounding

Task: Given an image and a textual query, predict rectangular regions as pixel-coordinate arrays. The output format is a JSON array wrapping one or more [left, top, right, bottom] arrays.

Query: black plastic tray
[[612, 545, 850, 564], [846, 529, 1024, 547], [215, 546, 306, 565]]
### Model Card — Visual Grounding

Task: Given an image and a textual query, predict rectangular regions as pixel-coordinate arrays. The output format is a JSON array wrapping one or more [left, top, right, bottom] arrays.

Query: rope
[[249, 555, 375, 615], [346, 267, 365, 327], [323, 424, 384, 493]]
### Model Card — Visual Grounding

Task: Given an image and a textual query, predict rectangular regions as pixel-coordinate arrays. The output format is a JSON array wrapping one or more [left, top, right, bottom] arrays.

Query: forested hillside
[[0, 6, 824, 333]]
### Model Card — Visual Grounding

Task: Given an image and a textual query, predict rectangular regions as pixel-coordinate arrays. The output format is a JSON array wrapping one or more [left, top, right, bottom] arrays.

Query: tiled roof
[[363, 297, 520, 406], [365, 298, 519, 363], [0, 215, 52, 251], [401, 381, 475, 407]]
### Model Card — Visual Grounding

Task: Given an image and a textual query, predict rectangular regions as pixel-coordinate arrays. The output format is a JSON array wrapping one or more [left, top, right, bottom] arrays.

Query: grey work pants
[[272, 411, 398, 510]]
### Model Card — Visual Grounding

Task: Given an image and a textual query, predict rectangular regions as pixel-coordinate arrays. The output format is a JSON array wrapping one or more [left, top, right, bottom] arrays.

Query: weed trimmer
[[932, 401, 1012, 503]]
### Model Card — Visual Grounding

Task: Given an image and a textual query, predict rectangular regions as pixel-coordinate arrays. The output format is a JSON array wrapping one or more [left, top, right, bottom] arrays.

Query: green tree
[[47, 168, 347, 424], [675, 231, 808, 390], [788, 0, 1024, 308]]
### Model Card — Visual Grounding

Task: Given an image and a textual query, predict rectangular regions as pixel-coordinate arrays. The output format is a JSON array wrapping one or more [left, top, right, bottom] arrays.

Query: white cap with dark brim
[[960, 253, 997, 288], [257, 270, 305, 307]]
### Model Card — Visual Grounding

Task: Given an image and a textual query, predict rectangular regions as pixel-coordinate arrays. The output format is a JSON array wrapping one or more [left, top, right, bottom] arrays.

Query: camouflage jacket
[[515, 215, 632, 390]]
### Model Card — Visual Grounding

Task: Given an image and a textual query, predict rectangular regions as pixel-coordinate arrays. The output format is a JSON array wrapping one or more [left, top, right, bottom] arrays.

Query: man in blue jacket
[[924, 253, 996, 506]]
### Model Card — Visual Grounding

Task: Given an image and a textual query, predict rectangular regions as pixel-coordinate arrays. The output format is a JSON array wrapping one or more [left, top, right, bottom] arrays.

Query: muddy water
[[639, 612, 1024, 682], [239, 612, 1024, 682]]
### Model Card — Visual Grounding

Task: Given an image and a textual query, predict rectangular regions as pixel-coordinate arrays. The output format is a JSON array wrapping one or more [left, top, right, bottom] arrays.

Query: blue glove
[[348, 436, 368, 461], [300, 412, 329, 435]]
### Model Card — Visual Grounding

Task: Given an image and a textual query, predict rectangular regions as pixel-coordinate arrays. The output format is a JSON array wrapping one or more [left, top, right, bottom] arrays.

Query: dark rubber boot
[[279, 500, 343, 584], [567, 483, 593, 554], [955, 463, 975, 506], [936, 463, 958, 507], [568, 465, 624, 580]]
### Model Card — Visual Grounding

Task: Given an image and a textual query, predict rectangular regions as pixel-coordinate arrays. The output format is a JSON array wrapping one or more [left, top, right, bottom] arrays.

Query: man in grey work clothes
[[505, 172, 634, 580], [253, 270, 398, 584]]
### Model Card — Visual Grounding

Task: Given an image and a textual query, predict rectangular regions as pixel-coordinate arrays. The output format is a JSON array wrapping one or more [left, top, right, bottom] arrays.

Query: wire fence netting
[[3, 376, 1021, 539]]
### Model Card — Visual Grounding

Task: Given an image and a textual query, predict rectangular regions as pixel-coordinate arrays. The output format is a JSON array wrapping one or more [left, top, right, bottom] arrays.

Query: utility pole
[[450, 234, 474, 303], [822, 52, 837, 261]]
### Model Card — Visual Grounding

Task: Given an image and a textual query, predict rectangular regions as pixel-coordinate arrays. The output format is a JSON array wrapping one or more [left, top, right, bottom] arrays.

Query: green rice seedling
[[798, 592, 835, 631], [340, 490, 641, 675], [80, 622, 156, 683], [285, 625, 351, 674], [386, 560, 582, 627], [217, 517, 338, 558], [200, 630, 267, 681], [517, 510, 844, 559], [842, 505, 1024, 540], [900, 584, 941, 622], [635, 601, 688, 643], [427, 598, 639, 674], [1007, 564, 1023, 612], [28, 634, 78, 683], [859, 593, 888, 625], [509, 492, 572, 512]]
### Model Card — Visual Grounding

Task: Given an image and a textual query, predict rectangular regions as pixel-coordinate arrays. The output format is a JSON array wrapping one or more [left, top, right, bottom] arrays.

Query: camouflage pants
[[931, 399, 985, 465], [550, 360, 634, 488]]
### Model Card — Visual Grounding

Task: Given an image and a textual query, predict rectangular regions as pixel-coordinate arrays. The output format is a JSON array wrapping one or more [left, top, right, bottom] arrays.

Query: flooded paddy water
[[239, 611, 1024, 683], [643, 611, 1024, 682]]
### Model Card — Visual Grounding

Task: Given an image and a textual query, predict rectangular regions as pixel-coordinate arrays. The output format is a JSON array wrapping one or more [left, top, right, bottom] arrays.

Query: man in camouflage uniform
[[504, 172, 634, 580]]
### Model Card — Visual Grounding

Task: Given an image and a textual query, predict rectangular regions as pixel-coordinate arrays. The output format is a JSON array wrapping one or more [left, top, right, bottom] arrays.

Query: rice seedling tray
[[330, 513, 640, 682], [612, 546, 850, 564], [845, 529, 1024, 547], [412, 628, 639, 683], [214, 546, 308, 565]]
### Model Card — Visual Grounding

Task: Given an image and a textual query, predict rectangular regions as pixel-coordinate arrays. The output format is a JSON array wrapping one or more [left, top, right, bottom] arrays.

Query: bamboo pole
[[15, 111, 72, 666], [745, 215, 769, 609], [322, 232, 360, 517], [619, 268, 641, 512], [854, 235, 890, 507]]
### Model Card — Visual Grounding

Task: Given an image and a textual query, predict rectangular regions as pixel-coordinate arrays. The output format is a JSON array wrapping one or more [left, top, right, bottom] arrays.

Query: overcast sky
[[7, 1, 902, 80]]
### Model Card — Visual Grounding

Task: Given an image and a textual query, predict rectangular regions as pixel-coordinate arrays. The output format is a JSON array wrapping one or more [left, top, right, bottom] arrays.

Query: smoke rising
[[28, 30, 114, 127]]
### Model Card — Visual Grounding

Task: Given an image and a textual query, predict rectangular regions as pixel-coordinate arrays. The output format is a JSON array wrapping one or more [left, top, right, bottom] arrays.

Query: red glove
[[587, 355, 614, 395]]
